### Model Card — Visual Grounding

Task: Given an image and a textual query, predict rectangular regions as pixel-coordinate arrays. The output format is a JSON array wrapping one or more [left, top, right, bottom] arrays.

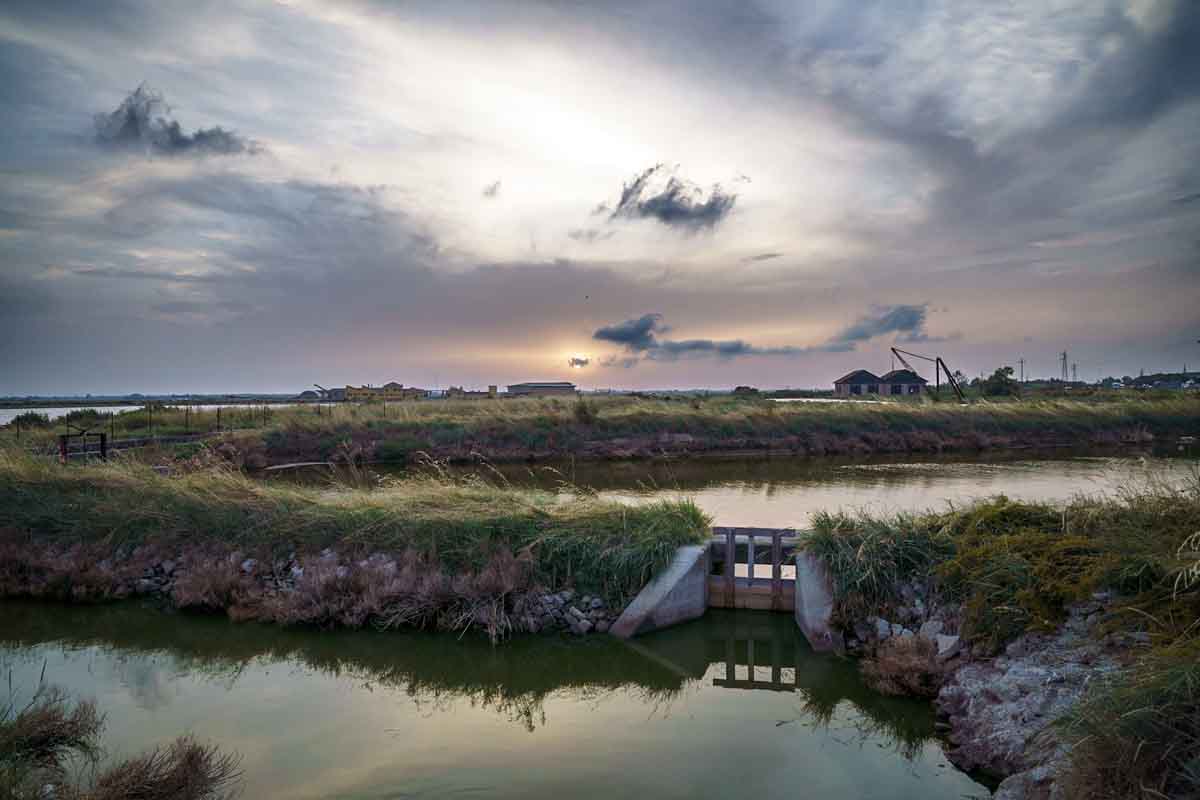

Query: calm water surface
[[0, 602, 987, 799], [371, 449, 1198, 527]]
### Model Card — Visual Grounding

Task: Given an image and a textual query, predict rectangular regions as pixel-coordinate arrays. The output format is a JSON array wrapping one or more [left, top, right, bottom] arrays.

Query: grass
[[0, 447, 710, 608], [1059, 638, 1200, 800], [1, 674, 240, 800], [7, 394, 1197, 464], [802, 471, 1200, 799]]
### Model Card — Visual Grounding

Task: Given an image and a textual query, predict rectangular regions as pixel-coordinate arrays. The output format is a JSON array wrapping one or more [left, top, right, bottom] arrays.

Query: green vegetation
[[802, 474, 1200, 799], [10, 394, 1194, 464], [1060, 638, 1200, 800], [0, 448, 709, 604], [805, 475, 1200, 649]]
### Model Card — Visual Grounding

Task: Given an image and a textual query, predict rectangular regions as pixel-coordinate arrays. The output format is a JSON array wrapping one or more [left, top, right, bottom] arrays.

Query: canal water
[[0, 602, 988, 799], [369, 448, 1198, 528]]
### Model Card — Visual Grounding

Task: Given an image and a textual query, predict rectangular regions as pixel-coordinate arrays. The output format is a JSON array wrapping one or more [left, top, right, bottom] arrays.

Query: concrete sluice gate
[[611, 528, 842, 652]]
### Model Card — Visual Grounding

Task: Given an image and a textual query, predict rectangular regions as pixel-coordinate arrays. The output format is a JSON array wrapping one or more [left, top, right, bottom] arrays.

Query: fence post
[[58, 434, 69, 465], [746, 533, 755, 587], [725, 528, 735, 607], [99, 432, 107, 461], [771, 533, 783, 611]]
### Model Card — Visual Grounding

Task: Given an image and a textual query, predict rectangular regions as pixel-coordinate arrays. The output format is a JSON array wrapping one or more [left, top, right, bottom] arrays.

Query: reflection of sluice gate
[[708, 527, 801, 611], [714, 635, 798, 692]]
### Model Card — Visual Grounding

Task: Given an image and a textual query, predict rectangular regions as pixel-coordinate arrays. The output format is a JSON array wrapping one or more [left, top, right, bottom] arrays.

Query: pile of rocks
[[516, 589, 619, 635], [937, 593, 1130, 800], [844, 579, 962, 664]]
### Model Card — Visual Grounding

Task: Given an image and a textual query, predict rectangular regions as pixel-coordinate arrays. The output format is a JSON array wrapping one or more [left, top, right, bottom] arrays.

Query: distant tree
[[981, 366, 1018, 397]]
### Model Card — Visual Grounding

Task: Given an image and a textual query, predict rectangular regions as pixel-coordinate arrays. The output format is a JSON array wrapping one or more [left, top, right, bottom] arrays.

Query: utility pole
[[1018, 358, 1025, 383], [1071, 363, 1078, 383], [1060, 351, 1069, 382]]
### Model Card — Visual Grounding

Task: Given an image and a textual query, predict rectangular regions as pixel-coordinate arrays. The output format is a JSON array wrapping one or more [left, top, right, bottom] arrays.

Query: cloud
[[567, 356, 589, 368], [567, 228, 615, 243], [606, 164, 736, 231], [742, 252, 783, 262], [94, 84, 260, 156], [593, 304, 956, 367], [594, 313, 665, 351], [828, 304, 938, 345], [482, 180, 501, 198], [593, 313, 806, 364]]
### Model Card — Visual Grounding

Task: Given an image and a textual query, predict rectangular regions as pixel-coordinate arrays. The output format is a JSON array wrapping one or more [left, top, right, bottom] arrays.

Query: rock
[[290, 565, 304, 579], [873, 617, 892, 640], [935, 634, 961, 661], [890, 623, 910, 638], [919, 619, 944, 639], [595, 620, 610, 634], [240, 558, 257, 574], [573, 618, 593, 635], [135, 578, 156, 594], [559, 589, 576, 602], [589, 597, 604, 610], [160, 559, 176, 575]]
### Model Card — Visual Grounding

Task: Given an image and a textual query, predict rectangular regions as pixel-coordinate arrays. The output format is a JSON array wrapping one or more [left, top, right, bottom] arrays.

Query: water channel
[[0, 602, 989, 799], [357, 447, 1197, 528]]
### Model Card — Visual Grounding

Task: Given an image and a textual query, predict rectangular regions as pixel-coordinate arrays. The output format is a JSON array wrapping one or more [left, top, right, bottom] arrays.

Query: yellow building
[[344, 382, 429, 402]]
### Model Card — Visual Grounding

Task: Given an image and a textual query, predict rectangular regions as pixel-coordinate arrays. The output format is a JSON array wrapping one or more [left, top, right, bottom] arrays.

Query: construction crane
[[890, 347, 967, 403]]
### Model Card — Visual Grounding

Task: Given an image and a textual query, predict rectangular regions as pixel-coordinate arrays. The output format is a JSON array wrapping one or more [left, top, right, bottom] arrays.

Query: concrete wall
[[610, 545, 709, 638], [794, 552, 844, 652]]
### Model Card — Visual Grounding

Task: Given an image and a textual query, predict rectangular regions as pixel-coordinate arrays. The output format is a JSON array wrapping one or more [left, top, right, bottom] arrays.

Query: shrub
[[573, 398, 598, 425], [7, 411, 50, 429], [860, 635, 944, 697]]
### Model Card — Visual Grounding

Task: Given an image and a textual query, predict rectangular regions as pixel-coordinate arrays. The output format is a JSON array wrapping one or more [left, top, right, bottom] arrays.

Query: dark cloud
[[94, 85, 260, 156], [828, 304, 936, 345], [607, 164, 736, 231], [593, 304, 956, 367], [567, 228, 615, 243], [594, 313, 665, 351], [593, 313, 805, 364], [567, 356, 590, 368], [742, 252, 783, 262], [482, 180, 501, 198]]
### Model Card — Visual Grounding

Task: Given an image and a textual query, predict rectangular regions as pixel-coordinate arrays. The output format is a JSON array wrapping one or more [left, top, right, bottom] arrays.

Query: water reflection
[[347, 447, 1200, 527], [0, 602, 984, 799]]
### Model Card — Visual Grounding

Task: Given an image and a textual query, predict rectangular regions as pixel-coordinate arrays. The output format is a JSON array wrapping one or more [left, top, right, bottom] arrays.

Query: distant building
[[296, 390, 320, 401], [506, 381, 577, 397], [878, 369, 928, 396], [345, 382, 429, 402], [446, 385, 498, 399], [833, 370, 881, 397]]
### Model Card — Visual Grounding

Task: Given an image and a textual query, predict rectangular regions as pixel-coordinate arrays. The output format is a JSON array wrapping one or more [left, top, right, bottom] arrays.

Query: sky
[[1, 0, 1198, 394]]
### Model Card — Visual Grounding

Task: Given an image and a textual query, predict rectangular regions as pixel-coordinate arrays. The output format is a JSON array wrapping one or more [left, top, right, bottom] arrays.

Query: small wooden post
[[724, 528, 735, 606], [99, 432, 107, 461], [771, 533, 783, 611], [746, 533, 755, 587], [58, 434, 69, 465]]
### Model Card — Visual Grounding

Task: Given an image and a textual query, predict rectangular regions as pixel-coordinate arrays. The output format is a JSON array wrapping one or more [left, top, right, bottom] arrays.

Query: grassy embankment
[[0, 448, 709, 633], [802, 473, 1200, 800], [9, 395, 1196, 465]]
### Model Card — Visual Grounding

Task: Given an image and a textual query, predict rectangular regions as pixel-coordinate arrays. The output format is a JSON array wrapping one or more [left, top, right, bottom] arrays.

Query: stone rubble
[[112, 551, 623, 637], [843, 581, 1138, 800]]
